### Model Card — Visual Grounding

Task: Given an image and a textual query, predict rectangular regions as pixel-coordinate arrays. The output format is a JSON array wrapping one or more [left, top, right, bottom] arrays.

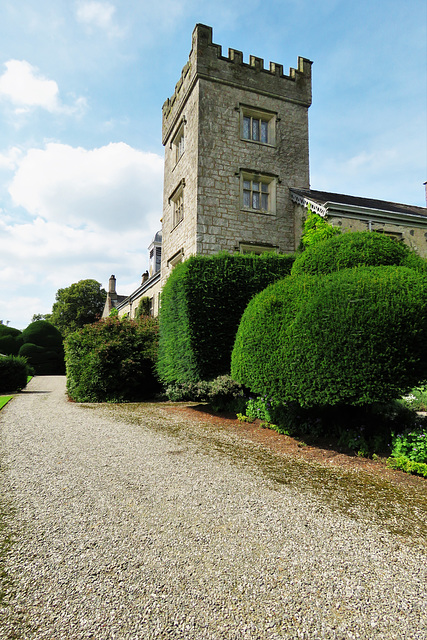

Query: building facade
[[109, 24, 426, 318], [161, 23, 312, 286]]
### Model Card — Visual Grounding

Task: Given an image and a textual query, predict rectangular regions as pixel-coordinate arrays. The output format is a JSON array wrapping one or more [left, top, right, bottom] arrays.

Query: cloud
[[9, 142, 163, 231], [75, 1, 123, 36], [0, 147, 22, 170], [0, 60, 86, 115], [0, 214, 160, 328]]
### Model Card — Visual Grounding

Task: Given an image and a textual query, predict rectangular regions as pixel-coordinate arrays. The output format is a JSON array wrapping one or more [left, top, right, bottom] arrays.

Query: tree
[[49, 279, 107, 336], [31, 313, 52, 322]]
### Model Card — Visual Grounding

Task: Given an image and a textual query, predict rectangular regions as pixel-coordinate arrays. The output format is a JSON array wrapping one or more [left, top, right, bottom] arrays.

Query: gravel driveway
[[0, 376, 426, 639]]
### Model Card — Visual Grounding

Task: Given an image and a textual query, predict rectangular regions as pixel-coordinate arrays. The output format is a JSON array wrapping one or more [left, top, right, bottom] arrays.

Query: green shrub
[[165, 375, 245, 413], [65, 316, 160, 402], [135, 297, 151, 318], [0, 325, 23, 356], [18, 321, 64, 374], [158, 252, 296, 386], [291, 231, 412, 276], [391, 425, 427, 464], [232, 266, 427, 408], [300, 205, 341, 248], [0, 355, 28, 392], [386, 455, 427, 478]]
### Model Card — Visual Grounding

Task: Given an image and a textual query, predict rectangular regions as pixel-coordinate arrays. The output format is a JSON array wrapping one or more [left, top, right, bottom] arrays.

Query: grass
[[0, 396, 12, 411]]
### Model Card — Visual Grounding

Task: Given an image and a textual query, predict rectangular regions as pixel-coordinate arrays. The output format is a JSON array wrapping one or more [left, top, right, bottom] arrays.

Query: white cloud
[[75, 1, 123, 36], [0, 146, 22, 170], [0, 60, 86, 115], [9, 142, 163, 231], [0, 213, 160, 329]]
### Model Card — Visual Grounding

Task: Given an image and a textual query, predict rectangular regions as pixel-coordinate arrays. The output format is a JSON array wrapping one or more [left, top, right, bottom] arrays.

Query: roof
[[291, 188, 427, 223]]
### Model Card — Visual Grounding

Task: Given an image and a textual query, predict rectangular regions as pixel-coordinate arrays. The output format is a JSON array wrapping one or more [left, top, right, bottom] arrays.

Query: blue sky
[[0, 0, 426, 330]]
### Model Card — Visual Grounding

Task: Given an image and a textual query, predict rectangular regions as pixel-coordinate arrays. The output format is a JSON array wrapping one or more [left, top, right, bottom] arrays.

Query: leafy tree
[[49, 279, 107, 336], [31, 313, 52, 322]]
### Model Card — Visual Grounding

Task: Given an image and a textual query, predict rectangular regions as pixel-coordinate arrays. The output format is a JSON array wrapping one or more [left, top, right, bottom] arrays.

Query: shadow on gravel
[[96, 402, 427, 550]]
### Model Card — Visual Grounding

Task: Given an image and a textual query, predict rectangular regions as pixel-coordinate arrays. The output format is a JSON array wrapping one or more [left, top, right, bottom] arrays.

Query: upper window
[[172, 122, 185, 164], [169, 180, 185, 228], [241, 172, 276, 214], [241, 106, 276, 146]]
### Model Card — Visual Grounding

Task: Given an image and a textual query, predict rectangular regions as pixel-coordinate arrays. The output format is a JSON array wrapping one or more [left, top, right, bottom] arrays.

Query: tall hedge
[[65, 316, 160, 402], [157, 252, 295, 385], [18, 320, 64, 374], [0, 325, 23, 356], [231, 266, 427, 407], [291, 231, 412, 276]]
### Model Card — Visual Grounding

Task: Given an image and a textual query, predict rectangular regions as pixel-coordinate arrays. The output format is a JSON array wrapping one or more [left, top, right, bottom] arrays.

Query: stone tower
[[161, 24, 312, 284]]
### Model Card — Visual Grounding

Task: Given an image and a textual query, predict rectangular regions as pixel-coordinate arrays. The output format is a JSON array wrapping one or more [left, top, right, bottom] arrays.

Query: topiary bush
[[65, 316, 160, 402], [0, 325, 23, 356], [19, 320, 64, 374], [232, 266, 427, 408], [0, 355, 28, 392], [157, 251, 296, 386], [291, 231, 412, 276]]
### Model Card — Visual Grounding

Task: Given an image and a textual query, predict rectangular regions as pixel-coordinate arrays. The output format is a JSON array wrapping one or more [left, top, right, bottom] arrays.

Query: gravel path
[[0, 376, 426, 639]]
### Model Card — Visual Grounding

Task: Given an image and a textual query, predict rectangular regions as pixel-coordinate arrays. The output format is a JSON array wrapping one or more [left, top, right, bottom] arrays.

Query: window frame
[[171, 120, 185, 164], [169, 179, 185, 229], [240, 171, 276, 215], [240, 105, 276, 147]]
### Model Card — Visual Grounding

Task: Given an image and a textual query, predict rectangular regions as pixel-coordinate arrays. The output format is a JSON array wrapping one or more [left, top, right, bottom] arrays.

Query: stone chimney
[[141, 271, 149, 284], [108, 275, 117, 295]]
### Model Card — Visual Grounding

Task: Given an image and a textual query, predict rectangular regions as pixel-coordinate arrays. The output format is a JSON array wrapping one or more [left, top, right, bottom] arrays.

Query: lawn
[[0, 396, 12, 410]]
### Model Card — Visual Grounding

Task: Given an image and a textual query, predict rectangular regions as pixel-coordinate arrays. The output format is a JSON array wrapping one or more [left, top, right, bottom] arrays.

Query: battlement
[[162, 24, 312, 144]]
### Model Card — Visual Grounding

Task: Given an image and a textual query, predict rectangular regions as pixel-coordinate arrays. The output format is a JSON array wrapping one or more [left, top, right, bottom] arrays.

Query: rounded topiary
[[0, 326, 23, 356], [19, 321, 64, 374], [231, 274, 319, 395], [21, 320, 63, 350], [291, 231, 412, 276], [232, 266, 427, 408], [0, 355, 28, 392]]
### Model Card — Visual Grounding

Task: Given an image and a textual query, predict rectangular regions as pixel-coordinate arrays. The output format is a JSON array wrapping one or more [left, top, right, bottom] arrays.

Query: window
[[239, 243, 278, 255], [241, 106, 276, 146], [241, 172, 276, 214], [172, 122, 185, 163], [169, 180, 185, 228]]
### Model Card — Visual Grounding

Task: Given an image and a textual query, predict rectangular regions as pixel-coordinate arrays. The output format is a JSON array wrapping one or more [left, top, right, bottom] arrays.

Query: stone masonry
[[161, 24, 312, 286]]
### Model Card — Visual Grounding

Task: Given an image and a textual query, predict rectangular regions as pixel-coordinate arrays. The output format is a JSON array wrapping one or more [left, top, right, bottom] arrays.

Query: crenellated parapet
[[162, 24, 312, 145]]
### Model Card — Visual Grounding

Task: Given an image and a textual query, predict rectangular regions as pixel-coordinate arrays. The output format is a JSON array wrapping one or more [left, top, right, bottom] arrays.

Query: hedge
[[291, 231, 412, 276], [0, 325, 23, 356], [231, 266, 427, 407], [18, 321, 64, 374], [65, 316, 160, 402], [157, 251, 296, 385], [0, 355, 28, 392]]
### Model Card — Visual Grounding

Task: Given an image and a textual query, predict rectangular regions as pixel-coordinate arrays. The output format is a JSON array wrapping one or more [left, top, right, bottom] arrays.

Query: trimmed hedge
[[0, 325, 23, 356], [65, 316, 160, 402], [231, 266, 427, 407], [18, 321, 64, 374], [157, 252, 296, 385], [291, 231, 412, 276], [0, 355, 28, 392]]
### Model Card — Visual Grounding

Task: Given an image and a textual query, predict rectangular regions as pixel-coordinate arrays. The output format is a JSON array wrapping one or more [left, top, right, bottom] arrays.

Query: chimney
[[141, 271, 149, 284], [108, 275, 117, 295], [424, 182, 427, 207]]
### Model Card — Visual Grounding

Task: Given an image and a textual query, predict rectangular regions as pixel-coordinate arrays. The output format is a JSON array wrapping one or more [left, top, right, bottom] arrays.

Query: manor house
[[104, 24, 427, 319]]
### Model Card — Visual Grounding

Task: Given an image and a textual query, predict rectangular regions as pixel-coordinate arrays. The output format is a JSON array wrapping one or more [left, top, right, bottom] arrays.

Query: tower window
[[172, 121, 185, 163], [169, 180, 185, 228], [241, 172, 276, 214], [240, 106, 276, 146]]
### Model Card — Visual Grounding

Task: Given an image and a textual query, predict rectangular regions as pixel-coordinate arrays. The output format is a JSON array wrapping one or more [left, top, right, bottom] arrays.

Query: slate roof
[[291, 188, 427, 219]]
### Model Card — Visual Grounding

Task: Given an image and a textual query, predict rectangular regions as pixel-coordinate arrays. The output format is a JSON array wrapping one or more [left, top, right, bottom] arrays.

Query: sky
[[0, 0, 426, 330]]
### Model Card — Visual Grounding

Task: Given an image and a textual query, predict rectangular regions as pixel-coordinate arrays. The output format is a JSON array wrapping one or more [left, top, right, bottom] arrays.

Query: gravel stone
[[0, 376, 426, 639]]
